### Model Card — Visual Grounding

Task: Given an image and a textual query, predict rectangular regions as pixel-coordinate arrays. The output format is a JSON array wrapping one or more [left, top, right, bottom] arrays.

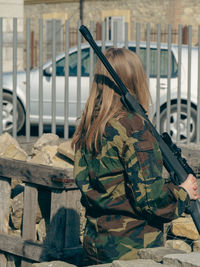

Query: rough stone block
[[87, 264, 111, 267], [111, 259, 174, 266], [165, 239, 192, 253], [193, 239, 200, 252], [57, 140, 74, 162], [163, 252, 200, 266], [0, 253, 7, 266], [32, 133, 59, 153], [0, 132, 27, 160], [29, 145, 73, 168], [32, 261, 76, 267], [138, 246, 186, 262], [171, 217, 200, 240]]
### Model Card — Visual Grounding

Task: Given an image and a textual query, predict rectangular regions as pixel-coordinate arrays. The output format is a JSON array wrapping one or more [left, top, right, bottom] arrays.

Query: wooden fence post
[[0, 176, 11, 264], [21, 184, 38, 267], [65, 190, 81, 248]]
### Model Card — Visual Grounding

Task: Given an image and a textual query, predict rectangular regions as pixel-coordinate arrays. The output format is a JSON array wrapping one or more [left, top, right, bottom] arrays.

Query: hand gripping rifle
[[79, 25, 200, 234]]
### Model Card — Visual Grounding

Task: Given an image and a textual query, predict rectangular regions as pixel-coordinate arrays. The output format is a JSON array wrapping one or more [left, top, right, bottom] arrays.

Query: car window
[[129, 47, 178, 78], [69, 48, 90, 76], [56, 57, 65, 76], [53, 45, 178, 79], [69, 46, 109, 77], [43, 57, 66, 77], [47, 48, 91, 77]]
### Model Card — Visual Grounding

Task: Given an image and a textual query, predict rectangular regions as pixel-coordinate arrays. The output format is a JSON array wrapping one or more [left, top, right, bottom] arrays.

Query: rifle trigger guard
[[170, 171, 179, 185]]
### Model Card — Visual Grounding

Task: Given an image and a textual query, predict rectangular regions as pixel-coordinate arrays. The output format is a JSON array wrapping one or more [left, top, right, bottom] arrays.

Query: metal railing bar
[[197, 26, 200, 144], [13, 17, 17, 138], [177, 24, 182, 143], [89, 21, 94, 91], [52, 19, 56, 134], [136, 23, 140, 56], [124, 22, 128, 49], [77, 20, 81, 119], [113, 21, 117, 48], [166, 24, 172, 134], [101, 20, 106, 52], [64, 20, 69, 139], [38, 18, 43, 137], [26, 18, 31, 142], [0, 18, 3, 135], [156, 23, 161, 133], [187, 25, 192, 144]]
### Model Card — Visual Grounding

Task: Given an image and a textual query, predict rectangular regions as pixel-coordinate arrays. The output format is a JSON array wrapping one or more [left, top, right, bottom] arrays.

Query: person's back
[[72, 47, 198, 265], [74, 111, 189, 265]]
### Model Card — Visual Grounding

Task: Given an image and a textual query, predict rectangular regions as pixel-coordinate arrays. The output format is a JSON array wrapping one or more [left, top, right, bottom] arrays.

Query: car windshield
[[129, 46, 178, 78], [53, 48, 91, 77], [53, 45, 178, 79]]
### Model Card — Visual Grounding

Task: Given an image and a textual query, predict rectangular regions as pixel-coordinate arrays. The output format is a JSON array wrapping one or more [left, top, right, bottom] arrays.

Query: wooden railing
[[0, 157, 82, 266]]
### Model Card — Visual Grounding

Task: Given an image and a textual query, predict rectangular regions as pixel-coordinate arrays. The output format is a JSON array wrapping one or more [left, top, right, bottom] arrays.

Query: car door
[[42, 47, 91, 126], [42, 56, 66, 125], [146, 48, 178, 121], [129, 46, 178, 121], [67, 47, 90, 126]]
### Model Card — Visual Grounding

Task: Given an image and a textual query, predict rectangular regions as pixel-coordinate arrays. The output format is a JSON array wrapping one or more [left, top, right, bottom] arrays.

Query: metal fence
[[0, 18, 200, 145]]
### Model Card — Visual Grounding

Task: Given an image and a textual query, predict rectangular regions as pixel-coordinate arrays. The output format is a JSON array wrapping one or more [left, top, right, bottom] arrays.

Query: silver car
[[2, 41, 198, 142]]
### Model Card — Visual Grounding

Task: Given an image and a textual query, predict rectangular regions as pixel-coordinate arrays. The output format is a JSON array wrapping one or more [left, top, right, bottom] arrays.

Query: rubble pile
[[0, 132, 199, 266]]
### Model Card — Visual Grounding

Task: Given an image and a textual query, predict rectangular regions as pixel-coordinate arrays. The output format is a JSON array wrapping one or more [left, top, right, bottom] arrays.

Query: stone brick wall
[[24, 0, 200, 51], [24, 0, 200, 29], [0, 0, 24, 71]]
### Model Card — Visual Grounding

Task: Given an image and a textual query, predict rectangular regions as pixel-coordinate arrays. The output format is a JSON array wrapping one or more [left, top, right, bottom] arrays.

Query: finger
[[193, 184, 197, 190], [192, 176, 197, 183]]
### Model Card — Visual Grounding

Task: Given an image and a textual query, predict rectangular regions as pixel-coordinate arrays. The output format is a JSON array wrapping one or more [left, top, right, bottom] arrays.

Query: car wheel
[[2, 92, 25, 134], [160, 103, 197, 143]]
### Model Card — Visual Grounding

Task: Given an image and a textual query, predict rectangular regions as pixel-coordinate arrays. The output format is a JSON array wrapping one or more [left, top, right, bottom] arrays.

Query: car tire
[[160, 103, 197, 143], [2, 92, 25, 134]]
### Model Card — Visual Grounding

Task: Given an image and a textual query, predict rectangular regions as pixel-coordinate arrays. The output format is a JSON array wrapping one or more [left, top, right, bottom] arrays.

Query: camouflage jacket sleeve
[[109, 113, 190, 222]]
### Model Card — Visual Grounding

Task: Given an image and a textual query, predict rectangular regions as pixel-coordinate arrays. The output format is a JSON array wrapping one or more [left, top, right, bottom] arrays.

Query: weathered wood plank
[[0, 233, 82, 262], [65, 190, 81, 248], [0, 158, 82, 264], [0, 176, 11, 234], [0, 253, 7, 266], [0, 157, 75, 189], [22, 184, 38, 240], [0, 233, 42, 262], [24, 0, 79, 4], [21, 184, 38, 267], [41, 189, 67, 259]]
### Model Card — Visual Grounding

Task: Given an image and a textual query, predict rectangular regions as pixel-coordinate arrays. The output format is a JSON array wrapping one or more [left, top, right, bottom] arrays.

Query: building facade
[[23, 0, 200, 27], [0, 0, 24, 71], [23, 0, 200, 54], [1, 0, 197, 69]]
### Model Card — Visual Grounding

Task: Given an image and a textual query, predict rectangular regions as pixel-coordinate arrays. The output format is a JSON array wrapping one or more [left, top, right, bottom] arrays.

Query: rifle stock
[[79, 25, 200, 234]]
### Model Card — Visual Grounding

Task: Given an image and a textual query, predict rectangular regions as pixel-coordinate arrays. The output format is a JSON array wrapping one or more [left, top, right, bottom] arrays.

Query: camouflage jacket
[[74, 112, 190, 265]]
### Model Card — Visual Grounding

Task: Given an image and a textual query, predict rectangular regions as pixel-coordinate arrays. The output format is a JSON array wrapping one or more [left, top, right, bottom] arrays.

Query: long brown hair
[[72, 48, 150, 152]]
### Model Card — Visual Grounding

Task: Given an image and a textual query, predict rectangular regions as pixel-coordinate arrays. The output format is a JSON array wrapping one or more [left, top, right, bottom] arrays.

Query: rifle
[[79, 25, 200, 234]]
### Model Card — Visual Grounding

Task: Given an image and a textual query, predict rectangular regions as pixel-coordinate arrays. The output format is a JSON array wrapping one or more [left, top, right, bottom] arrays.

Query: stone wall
[[24, 0, 200, 27], [24, 0, 200, 40], [23, 0, 200, 66], [0, 0, 24, 18], [0, 132, 200, 266], [0, 0, 24, 71], [32, 247, 200, 266]]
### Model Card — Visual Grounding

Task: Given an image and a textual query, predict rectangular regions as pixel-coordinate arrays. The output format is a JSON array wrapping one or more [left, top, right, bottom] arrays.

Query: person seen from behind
[[72, 47, 199, 266]]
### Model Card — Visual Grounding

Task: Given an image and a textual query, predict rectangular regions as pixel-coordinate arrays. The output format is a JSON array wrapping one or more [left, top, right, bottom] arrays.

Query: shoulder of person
[[119, 112, 145, 134], [106, 112, 145, 138]]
